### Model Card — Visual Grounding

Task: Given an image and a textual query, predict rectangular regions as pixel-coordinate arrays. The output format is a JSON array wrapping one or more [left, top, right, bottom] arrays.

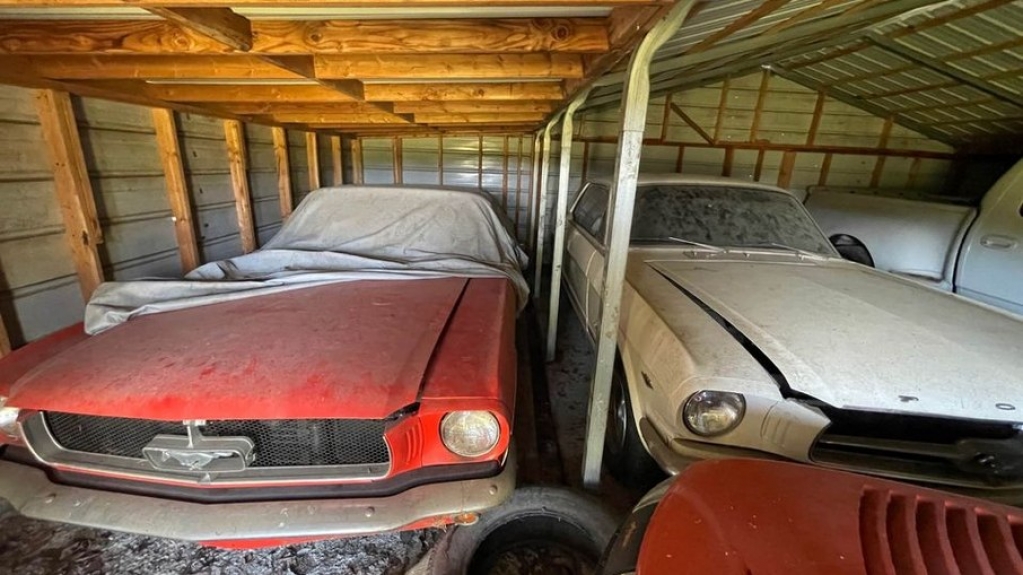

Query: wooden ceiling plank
[[0, 55, 303, 80], [0, 18, 608, 55], [365, 82, 564, 102], [391, 101, 556, 114], [144, 7, 253, 51], [415, 112, 546, 123], [313, 53, 585, 80]]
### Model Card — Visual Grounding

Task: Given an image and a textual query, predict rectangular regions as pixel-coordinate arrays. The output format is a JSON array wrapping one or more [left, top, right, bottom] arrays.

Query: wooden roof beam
[[392, 101, 557, 114], [260, 112, 412, 124], [0, 55, 303, 80], [313, 53, 585, 80], [415, 112, 547, 124], [0, 18, 609, 55], [364, 82, 565, 102], [144, 7, 253, 51]]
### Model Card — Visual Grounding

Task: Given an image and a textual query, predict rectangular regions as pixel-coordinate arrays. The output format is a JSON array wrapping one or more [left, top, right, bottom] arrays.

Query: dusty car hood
[[8, 278, 468, 420], [645, 255, 1023, 422]]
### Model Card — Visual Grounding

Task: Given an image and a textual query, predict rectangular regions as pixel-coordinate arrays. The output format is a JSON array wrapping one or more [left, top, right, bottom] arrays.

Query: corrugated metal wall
[[359, 134, 534, 239], [0, 86, 318, 348]]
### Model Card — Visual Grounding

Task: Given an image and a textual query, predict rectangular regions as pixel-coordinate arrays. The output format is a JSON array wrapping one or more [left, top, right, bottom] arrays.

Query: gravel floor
[[0, 507, 441, 575]]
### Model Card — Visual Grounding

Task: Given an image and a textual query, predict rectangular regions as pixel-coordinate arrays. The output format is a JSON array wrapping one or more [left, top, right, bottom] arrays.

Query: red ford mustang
[[0, 186, 527, 547]]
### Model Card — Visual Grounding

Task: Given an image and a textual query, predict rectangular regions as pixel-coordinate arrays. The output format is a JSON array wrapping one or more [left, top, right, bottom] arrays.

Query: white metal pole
[[581, 0, 697, 489], [527, 131, 543, 252], [533, 114, 564, 299], [546, 91, 590, 360]]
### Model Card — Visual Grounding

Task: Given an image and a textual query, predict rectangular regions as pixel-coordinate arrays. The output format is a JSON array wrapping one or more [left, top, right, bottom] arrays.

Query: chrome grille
[[45, 412, 390, 468]]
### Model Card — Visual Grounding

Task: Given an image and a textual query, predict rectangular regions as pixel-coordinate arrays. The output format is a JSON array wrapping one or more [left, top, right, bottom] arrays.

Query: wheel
[[604, 362, 665, 491], [427, 486, 618, 575]]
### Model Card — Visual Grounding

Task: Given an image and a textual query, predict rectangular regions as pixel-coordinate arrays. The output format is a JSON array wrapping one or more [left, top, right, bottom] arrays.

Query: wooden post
[[392, 136, 403, 184], [271, 127, 293, 219], [351, 138, 364, 184], [34, 89, 105, 302], [818, 152, 833, 186], [330, 135, 343, 186], [750, 69, 771, 142], [151, 108, 201, 273], [501, 135, 510, 210], [478, 134, 484, 189], [870, 116, 894, 188], [437, 135, 444, 185], [0, 313, 11, 357], [777, 150, 797, 189], [306, 132, 321, 190], [223, 120, 257, 253]]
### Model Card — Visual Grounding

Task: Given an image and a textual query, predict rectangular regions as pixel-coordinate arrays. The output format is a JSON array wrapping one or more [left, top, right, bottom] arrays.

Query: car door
[[956, 165, 1023, 315], [566, 183, 610, 339]]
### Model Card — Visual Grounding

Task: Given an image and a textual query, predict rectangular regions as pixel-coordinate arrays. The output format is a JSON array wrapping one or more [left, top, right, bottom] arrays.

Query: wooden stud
[[669, 102, 713, 144], [749, 69, 771, 142], [0, 313, 10, 357], [870, 116, 894, 187], [438, 135, 445, 185], [660, 93, 674, 142], [144, 7, 253, 51], [223, 119, 257, 253], [818, 152, 833, 186], [515, 137, 524, 236], [351, 138, 364, 184], [478, 135, 485, 189], [271, 127, 293, 218], [806, 90, 826, 146], [502, 136, 510, 210], [753, 148, 766, 181], [34, 89, 105, 301], [907, 157, 924, 188], [314, 53, 585, 80], [331, 135, 343, 186], [713, 78, 730, 143], [306, 132, 321, 190], [393, 136, 403, 184], [777, 151, 797, 189], [675, 145, 684, 173], [722, 146, 734, 177], [151, 108, 201, 273]]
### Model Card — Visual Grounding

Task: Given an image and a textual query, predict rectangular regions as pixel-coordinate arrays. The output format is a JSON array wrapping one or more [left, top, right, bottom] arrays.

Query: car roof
[[586, 173, 796, 196]]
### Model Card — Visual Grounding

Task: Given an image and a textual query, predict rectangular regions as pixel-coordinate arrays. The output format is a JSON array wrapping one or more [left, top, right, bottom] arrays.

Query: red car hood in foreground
[[634, 459, 1023, 575], [4, 277, 476, 420]]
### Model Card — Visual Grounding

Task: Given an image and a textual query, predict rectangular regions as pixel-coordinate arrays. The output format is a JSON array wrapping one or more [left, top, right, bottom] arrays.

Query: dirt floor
[[0, 302, 630, 575]]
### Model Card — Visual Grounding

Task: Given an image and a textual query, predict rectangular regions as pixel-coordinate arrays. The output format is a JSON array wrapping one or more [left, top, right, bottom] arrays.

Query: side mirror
[[829, 234, 875, 267]]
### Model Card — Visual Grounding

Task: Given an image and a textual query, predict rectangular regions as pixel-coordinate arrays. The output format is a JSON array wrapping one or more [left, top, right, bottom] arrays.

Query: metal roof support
[[581, 0, 697, 489], [533, 112, 565, 299], [546, 89, 591, 361], [528, 131, 543, 252]]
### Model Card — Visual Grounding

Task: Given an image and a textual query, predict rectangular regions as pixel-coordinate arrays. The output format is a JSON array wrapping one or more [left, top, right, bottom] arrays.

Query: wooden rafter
[[271, 127, 293, 218], [684, 0, 790, 55], [34, 89, 106, 301], [223, 120, 257, 252], [144, 7, 253, 51], [888, 0, 1015, 38], [0, 312, 10, 357], [152, 108, 201, 273]]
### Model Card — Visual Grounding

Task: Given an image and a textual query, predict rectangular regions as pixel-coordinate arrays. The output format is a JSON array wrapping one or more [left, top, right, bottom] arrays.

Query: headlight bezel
[[681, 390, 746, 437], [439, 410, 501, 458]]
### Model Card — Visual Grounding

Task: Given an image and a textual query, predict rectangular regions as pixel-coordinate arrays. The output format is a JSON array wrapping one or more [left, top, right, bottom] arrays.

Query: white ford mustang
[[564, 174, 1023, 501]]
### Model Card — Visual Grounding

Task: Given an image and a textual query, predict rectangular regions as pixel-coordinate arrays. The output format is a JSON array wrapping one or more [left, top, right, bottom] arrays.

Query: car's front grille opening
[[860, 487, 1023, 575], [44, 412, 390, 467]]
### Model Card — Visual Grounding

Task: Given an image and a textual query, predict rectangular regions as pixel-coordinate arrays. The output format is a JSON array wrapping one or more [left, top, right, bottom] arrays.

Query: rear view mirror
[[829, 234, 875, 267]]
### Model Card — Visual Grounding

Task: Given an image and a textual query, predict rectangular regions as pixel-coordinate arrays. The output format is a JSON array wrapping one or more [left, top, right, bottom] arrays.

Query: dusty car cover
[[85, 186, 529, 334]]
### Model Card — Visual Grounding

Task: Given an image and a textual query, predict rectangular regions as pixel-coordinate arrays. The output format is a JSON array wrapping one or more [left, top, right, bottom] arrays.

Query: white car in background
[[564, 174, 1023, 501]]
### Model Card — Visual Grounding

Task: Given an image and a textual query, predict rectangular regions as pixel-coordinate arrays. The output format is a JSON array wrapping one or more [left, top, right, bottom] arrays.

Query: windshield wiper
[[747, 242, 820, 257], [665, 236, 724, 252]]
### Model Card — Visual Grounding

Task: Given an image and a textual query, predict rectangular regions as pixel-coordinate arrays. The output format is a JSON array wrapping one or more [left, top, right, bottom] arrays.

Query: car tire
[[604, 362, 664, 491], [427, 486, 618, 575]]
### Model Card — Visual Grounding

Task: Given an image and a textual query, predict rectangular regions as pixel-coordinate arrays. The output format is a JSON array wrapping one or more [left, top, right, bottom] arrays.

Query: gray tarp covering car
[[86, 186, 529, 333]]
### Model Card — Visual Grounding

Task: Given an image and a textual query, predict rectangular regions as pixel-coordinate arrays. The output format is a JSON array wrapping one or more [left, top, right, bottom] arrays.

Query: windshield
[[628, 184, 836, 255]]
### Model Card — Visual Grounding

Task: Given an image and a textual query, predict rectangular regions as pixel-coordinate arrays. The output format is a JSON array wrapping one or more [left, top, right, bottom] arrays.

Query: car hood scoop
[[648, 258, 1023, 422], [9, 278, 467, 420]]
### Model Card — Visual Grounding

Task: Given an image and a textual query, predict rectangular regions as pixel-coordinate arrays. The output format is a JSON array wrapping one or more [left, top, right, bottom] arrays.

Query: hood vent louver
[[860, 487, 1023, 575]]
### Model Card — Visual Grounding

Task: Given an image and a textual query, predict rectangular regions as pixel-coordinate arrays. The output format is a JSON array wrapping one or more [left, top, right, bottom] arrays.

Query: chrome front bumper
[[0, 452, 515, 542]]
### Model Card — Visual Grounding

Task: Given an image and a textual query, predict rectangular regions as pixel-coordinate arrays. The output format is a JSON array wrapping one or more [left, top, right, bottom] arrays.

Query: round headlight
[[440, 411, 501, 458], [682, 391, 745, 437]]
